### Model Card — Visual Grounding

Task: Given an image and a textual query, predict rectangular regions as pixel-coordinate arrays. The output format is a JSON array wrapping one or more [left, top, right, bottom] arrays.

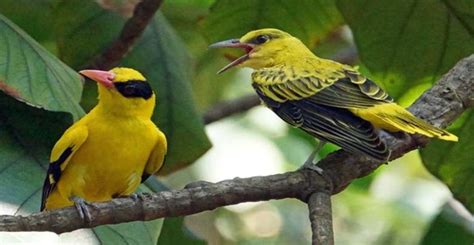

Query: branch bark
[[85, 0, 164, 70], [1, 55, 473, 234], [202, 94, 261, 124], [308, 192, 334, 245]]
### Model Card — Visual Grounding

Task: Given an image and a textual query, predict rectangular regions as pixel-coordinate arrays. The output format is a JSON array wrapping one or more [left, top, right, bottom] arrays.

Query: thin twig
[[203, 94, 260, 124], [0, 54, 472, 233], [85, 0, 164, 70]]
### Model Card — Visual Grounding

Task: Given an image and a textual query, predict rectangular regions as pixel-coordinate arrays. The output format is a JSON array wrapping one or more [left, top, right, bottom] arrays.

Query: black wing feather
[[257, 89, 390, 161], [309, 78, 393, 109], [40, 147, 73, 211]]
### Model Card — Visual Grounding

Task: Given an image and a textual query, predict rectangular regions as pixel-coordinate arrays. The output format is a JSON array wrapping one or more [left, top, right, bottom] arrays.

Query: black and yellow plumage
[[41, 67, 167, 212], [211, 28, 457, 161]]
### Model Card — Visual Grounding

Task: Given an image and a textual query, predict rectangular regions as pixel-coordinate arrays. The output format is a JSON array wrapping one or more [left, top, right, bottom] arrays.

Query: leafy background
[[0, 0, 473, 244]]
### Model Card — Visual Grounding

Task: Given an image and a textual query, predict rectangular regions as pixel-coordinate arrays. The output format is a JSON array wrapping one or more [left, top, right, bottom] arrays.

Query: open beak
[[79, 70, 115, 88], [209, 39, 255, 74]]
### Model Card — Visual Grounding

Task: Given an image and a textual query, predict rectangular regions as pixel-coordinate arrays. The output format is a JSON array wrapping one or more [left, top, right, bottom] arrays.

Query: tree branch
[[203, 46, 358, 124], [202, 94, 261, 124], [0, 54, 473, 233], [85, 0, 164, 70], [308, 192, 334, 245]]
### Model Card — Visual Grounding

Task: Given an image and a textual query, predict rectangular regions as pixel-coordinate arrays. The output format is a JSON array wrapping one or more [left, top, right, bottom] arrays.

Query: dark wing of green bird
[[252, 67, 393, 108], [254, 85, 390, 161], [308, 77, 393, 109]]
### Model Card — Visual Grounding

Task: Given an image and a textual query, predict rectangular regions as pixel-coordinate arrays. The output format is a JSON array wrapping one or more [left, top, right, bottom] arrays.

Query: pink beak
[[79, 69, 115, 88]]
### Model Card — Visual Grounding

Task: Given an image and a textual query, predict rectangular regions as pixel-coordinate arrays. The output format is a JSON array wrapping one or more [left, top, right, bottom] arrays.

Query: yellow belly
[[45, 118, 157, 209]]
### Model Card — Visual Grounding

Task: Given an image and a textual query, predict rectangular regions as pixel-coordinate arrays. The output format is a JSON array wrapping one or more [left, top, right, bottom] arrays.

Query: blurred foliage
[[0, 0, 55, 51], [158, 217, 206, 245], [202, 0, 343, 46], [0, 0, 473, 244], [337, 0, 474, 101], [420, 111, 474, 213], [53, 0, 125, 69], [0, 92, 71, 214], [422, 201, 474, 245]]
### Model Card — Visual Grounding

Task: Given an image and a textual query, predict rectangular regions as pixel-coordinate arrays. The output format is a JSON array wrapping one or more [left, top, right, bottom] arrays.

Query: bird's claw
[[299, 158, 324, 175], [129, 193, 145, 202], [71, 196, 93, 224], [302, 162, 324, 175]]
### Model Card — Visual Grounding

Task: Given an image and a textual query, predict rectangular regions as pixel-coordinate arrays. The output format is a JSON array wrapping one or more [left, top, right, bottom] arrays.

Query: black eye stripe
[[114, 80, 153, 100]]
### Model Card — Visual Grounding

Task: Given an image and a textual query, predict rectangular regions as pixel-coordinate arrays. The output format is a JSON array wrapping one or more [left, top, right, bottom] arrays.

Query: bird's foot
[[297, 145, 324, 175], [70, 196, 93, 224], [299, 158, 324, 175], [128, 193, 146, 202]]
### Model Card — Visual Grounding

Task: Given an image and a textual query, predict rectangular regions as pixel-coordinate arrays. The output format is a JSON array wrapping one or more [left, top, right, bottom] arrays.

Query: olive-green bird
[[210, 28, 457, 166]]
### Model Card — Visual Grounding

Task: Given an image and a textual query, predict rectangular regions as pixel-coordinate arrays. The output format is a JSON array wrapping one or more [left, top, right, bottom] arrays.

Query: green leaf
[[53, 0, 124, 68], [421, 201, 474, 245], [337, 0, 474, 99], [0, 93, 95, 243], [162, 2, 233, 111], [202, 0, 343, 46], [420, 111, 474, 213], [0, 0, 55, 44], [0, 14, 84, 119], [0, 92, 72, 215], [158, 217, 206, 245], [54, 1, 211, 172]]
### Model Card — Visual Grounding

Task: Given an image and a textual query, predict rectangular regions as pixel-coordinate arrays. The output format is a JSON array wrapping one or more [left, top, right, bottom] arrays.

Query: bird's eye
[[255, 35, 270, 44], [124, 85, 136, 95]]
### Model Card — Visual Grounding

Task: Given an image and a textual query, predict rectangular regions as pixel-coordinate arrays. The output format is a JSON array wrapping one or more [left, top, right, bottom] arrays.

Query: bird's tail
[[351, 103, 458, 141]]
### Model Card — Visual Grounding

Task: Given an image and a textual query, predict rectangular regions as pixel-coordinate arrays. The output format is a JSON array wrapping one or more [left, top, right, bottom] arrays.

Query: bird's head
[[210, 28, 312, 73], [79, 67, 155, 118]]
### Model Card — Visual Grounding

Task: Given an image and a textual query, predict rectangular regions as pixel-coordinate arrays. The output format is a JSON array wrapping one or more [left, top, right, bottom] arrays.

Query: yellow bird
[[41, 67, 167, 218], [210, 28, 457, 165]]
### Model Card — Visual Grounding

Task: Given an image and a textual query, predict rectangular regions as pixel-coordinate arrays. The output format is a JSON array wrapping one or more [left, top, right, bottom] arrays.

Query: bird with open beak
[[210, 28, 457, 172]]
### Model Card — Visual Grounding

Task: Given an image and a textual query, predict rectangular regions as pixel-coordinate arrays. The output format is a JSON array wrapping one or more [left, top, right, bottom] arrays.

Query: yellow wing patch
[[142, 129, 167, 182]]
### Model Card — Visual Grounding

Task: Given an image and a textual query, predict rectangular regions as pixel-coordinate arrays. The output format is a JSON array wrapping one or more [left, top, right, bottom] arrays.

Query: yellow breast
[[47, 112, 159, 209]]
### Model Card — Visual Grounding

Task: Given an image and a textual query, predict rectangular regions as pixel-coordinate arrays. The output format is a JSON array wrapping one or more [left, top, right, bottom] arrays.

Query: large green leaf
[[337, 0, 474, 99], [0, 14, 83, 119], [422, 201, 474, 245], [54, 0, 211, 173], [202, 0, 343, 46], [158, 217, 206, 245], [420, 111, 474, 213], [53, 0, 124, 68], [162, 1, 232, 111], [0, 0, 55, 45], [0, 92, 71, 213]]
